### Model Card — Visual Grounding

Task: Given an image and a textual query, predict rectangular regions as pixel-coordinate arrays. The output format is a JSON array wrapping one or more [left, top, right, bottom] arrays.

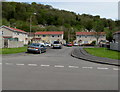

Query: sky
[[5, 0, 120, 20]]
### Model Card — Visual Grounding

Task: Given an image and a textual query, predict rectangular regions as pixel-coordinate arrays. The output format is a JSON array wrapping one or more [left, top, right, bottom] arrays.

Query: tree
[[93, 20, 104, 45], [2, 18, 10, 26], [104, 28, 113, 42]]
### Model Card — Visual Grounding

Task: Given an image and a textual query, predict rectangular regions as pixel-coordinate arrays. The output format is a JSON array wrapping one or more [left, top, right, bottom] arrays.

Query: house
[[74, 32, 106, 45], [33, 31, 65, 44], [110, 31, 120, 51], [27, 32, 35, 43], [0, 25, 28, 48]]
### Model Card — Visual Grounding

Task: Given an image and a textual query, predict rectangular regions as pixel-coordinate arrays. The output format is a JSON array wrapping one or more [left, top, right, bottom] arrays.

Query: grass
[[0, 46, 27, 54], [84, 48, 120, 60]]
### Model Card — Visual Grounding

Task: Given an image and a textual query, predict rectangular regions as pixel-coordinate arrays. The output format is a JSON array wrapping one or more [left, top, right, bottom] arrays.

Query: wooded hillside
[[2, 2, 120, 42]]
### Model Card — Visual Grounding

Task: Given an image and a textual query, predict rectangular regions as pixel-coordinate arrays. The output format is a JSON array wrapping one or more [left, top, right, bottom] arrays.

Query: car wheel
[[27, 50, 30, 53], [39, 50, 42, 54]]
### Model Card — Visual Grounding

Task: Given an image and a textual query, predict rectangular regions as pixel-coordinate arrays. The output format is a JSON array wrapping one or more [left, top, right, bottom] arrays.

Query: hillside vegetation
[[2, 2, 120, 42]]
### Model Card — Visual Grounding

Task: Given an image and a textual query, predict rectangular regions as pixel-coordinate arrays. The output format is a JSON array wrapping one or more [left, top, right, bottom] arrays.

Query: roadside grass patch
[[84, 48, 120, 60], [0, 47, 27, 54]]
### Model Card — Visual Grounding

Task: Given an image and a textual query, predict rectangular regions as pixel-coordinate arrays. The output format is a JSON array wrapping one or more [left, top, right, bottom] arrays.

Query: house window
[[38, 35, 40, 37], [58, 35, 60, 37], [43, 35, 46, 37], [17, 33, 19, 35], [82, 35, 85, 37], [84, 41, 88, 44], [52, 35, 54, 37], [85, 35, 87, 38], [2, 31, 3, 35], [14, 38, 19, 41]]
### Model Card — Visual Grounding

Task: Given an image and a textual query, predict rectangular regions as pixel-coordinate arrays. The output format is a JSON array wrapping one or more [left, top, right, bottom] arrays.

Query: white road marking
[[82, 67, 93, 69], [113, 68, 119, 71], [28, 64, 37, 66], [68, 66, 79, 68], [3, 62, 115, 72], [54, 65, 64, 68], [97, 67, 108, 70], [16, 64, 24, 66], [40, 64, 50, 67], [5, 63, 13, 65]]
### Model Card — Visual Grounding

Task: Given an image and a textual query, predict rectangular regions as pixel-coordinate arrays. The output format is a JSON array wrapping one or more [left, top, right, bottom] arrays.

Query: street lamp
[[30, 13, 37, 42]]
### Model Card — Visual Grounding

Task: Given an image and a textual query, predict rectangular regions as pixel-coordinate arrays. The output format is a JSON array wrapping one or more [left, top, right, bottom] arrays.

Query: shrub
[[91, 40, 96, 45]]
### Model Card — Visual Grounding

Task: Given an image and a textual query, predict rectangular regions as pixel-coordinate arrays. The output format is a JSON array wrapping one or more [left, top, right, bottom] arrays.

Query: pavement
[[2, 46, 118, 90], [71, 47, 120, 66]]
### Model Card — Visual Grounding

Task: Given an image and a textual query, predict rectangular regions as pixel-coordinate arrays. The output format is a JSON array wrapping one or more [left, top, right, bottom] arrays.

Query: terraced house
[[74, 32, 106, 45], [32, 31, 65, 44], [0, 25, 28, 48]]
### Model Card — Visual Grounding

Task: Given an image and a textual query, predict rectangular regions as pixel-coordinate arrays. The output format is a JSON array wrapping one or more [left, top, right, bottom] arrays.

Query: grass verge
[[84, 48, 120, 60], [0, 47, 27, 54]]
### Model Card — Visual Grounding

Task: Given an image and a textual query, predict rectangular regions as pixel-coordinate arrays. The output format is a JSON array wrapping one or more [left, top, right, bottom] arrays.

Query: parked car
[[66, 43, 73, 47], [80, 43, 94, 46], [52, 41, 62, 49], [99, 40, 110, 48], [27, 43, 47, 54], [63, 43, 67, 46], [73, 43, 79, 46], [44, 43, 51, 47]]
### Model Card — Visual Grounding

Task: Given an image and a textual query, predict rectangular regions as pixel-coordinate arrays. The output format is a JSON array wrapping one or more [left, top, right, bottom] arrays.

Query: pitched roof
[[1, 25, 27, 33], [35, 31, 64, 35], [114, 31, 120, 34], [76, 32, 106, 35]]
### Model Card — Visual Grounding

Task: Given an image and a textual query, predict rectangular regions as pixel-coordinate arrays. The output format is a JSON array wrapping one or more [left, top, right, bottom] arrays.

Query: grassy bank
[[0, 47, 27, 54], [84, 48, 120, 60]]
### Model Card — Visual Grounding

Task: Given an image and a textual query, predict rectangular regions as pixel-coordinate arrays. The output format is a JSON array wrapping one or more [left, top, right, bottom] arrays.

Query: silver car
[[27, 43, 47, 54], [52, 41, 62, 49]]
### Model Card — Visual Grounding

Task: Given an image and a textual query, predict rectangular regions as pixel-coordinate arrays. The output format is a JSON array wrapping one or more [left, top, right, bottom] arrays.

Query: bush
[[91, 40, 96, 45]]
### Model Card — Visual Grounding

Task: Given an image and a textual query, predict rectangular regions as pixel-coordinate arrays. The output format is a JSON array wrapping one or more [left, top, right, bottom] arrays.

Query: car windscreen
[[53, 41, 60, 44], [30, 43, 40, 47]]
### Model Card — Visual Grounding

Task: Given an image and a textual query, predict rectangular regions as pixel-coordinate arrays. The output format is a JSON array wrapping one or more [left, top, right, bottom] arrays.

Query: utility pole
[[29, 13, 36, 43]]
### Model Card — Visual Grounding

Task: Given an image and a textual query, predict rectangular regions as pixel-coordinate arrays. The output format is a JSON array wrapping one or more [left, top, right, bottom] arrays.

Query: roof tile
[[35, 31, 64, 35], [76, 32, 105, 35]]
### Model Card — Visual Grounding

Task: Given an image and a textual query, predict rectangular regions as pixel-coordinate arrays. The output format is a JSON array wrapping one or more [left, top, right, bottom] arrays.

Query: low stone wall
[[1, 38, 24, 48], [8, 40, 24, 48], [110, 42, 120, 51]]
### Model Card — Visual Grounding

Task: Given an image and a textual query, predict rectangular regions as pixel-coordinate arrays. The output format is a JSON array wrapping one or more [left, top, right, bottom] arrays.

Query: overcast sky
[[5, 0, 119, 20]]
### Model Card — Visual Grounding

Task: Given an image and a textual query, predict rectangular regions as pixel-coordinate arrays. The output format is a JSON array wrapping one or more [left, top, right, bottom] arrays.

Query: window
[[58, 35, 60, 37], [52, 35, 54, 37], [38, 35, 40, 37], [17, 33, 19, 35], [43, 35, 46, 37], [2, 31, 3, 35], [41, 45, 45, 47], [14, 38, 19, 41], [53, 41, 60, 44], [85, 35, 87, 38], [82, 35, 85, 37], [84, 41, 88, 44], [31, 43, 40, 46]]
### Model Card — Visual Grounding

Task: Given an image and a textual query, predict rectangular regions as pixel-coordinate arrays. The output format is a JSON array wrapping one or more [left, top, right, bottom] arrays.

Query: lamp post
[[30, 13, 37, 42]]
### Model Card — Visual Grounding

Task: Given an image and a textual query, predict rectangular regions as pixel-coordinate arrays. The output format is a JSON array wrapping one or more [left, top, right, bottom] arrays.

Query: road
[[2, 47, 118, 90]]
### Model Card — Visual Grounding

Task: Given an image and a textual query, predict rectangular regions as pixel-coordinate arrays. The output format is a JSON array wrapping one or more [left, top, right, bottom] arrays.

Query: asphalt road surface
[[2, 46, 118, 90]]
